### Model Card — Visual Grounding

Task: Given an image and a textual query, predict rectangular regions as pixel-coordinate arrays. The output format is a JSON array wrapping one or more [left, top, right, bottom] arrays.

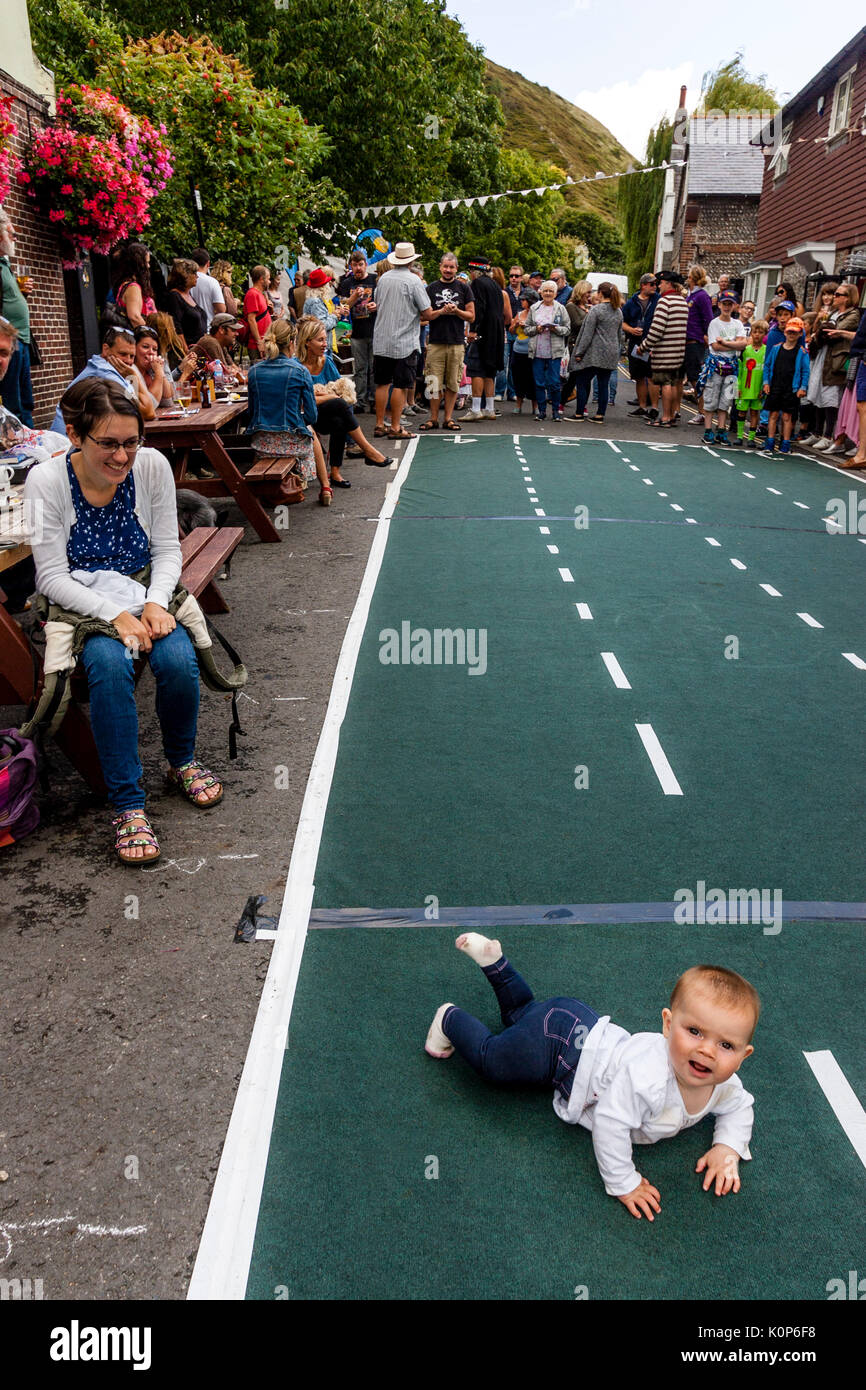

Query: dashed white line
[[535, 507, 546, 516], [524, 476, 533, 482], [670, 503, 684, 512], [742, 472, 755, 479], [606, 441, 622, 454], [629, 464, 640, 471], [705, 538, 721, 546], [547, 544, 560, 554], [635, 723, 683, 796], [842, 652, 866, 670], [539, 526, 550, 535], [759, 583, 782, 596], [658, 491, 668, 497], [642, 478, 653, 485], [685, 518, 697, 524], [767, 487, 782, 495], [558, 568, 574, 583], [601, 652, 632, 689], [793, 501, 810, 509], [797, 613, 823, 628], [575, 603, 593, 620], [730, 559, 747, 570], [803, 1051, 866, 1172]]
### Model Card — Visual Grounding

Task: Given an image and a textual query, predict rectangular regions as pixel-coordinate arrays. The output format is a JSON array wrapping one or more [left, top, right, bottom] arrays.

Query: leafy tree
[[617, 120, 673, 291], [95, 34, 339, 265], [699, 54, 776, 114], [557, 210, 624, 273]]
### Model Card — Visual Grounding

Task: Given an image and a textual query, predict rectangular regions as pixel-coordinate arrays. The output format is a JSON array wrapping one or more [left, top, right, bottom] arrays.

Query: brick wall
[[673, 196, 759, 280], [1, 67, 74, 427]]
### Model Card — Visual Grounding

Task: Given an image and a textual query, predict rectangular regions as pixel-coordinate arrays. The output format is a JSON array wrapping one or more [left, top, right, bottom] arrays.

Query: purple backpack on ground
[[0, 728, 40, 847]]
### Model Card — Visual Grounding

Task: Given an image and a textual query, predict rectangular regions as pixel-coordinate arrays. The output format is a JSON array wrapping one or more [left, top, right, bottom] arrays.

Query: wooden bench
[[243, 457, 303, 506], [0, 526, 244, 795]]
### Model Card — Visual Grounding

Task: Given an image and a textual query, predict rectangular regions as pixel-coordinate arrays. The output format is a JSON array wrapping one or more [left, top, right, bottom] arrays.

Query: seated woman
[[112, 241, 157, 329], [246, 318, 332, 504], [166, 259, 208, 352], [24, 378, 222, 864], [134, 325, 174, 408], [294, 317, 394, 487]]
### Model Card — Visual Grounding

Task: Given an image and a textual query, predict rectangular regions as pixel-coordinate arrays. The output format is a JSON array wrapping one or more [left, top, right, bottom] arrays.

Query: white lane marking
[[547, 544, 560, 554], [187, 435, 421, 1301], [730, 559, 747, 570], [686, 518, 697, 524], [521, 466, 529, 472], [767, 487, 782, 495], [803, 1051, 866, 1172], [658, 491, 668, 497], [842, 652, 866, 670], [703, 447, 721, 458], [601, 652, 632, 689], [629, 464, 640, 471], [797, 613, 823, 628], [670, 503, 684, 512], [642, 478, 653, 485], [558, 568, 574, 583], [793, 501, 810, 509], [606, 440, 622, 453], [860, 538, 866, 545], [824, 518, 845, 532], [539, 526, 550, 534], [513, 433, 520, 446], [622, 458, 630, 462], [575, 603, 593, 620], [705, 538, 721, 546], [535, 508, 546, 516], [760, 583, 781, 595], [724, 460, 735, 466], [635, 724, 683, 796], [742, 472, 756, 479]]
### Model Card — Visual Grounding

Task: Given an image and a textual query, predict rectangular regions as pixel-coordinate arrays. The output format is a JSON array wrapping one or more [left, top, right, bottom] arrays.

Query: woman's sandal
[[373, 426, 390, 437], [113, 809, 160, 866], [318, 485, 333, 506], [166, 760, 224, 808], [442, 419, 461, 431], [387, 428, 416, 440], [420, 419, 440, 430]]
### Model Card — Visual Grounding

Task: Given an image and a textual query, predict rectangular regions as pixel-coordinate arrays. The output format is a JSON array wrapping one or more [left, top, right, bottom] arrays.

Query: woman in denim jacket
[[247, 319, 332, 504]]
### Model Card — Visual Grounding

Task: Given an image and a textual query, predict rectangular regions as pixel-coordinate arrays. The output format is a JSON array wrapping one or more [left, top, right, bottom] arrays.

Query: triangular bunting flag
[[534, 187, 546, 195], [437, 201, 448, 213], [410, 203, 421, 215], [450, 199, 461, 208], [372, 207, 382, 217], [477, 195, 489, 206], [464, 197, 476, 207], [423, 203, 434, 214], [397, 204, 408, 215]]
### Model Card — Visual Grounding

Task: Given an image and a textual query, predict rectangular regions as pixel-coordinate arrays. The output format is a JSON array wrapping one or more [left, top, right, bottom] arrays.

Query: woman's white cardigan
[[23, 447, 182, 624]]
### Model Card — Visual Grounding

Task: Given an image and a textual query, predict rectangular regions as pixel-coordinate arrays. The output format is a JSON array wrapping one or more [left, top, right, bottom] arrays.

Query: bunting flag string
[[345, 159, 686, 222]]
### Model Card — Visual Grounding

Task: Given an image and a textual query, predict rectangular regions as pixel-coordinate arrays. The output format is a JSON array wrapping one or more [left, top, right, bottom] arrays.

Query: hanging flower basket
[[17, 84, 173, 266], [0, 93, 19, 205]]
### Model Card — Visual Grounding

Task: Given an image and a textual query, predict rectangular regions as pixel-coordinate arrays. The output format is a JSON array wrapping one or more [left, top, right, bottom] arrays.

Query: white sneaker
[[482, 410, 500, 419], [825, 441, 847, 456], [812, 437, 832, 450], [799, 434, 817, 446], [459, 409, 484, 422]]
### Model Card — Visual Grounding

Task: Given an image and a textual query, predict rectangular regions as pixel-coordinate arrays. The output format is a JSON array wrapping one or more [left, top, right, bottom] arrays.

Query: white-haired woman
[[526, 281, 570, 421]]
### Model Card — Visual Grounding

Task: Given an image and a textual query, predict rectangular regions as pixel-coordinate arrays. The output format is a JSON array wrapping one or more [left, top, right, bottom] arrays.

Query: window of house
[[768, 123, 793, 178], [828, 66, 856, 139]]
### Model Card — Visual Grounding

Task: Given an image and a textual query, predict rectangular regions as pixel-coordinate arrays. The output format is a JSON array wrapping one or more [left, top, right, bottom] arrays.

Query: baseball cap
[[785, 317, 805, 333], [776, 300, 796, 313], [719, 292, 736, 303], [210, 312, 238, 329]]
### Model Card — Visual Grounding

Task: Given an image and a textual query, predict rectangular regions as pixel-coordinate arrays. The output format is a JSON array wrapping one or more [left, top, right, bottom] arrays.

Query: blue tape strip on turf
[[308, 902, 866, 929]]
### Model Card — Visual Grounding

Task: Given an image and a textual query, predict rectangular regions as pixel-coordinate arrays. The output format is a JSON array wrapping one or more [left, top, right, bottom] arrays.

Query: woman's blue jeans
[[442, 956, 600, 1101], [81, 625, 200, 812], [575, 366, 612, 417], [532, 357, 562, 416]]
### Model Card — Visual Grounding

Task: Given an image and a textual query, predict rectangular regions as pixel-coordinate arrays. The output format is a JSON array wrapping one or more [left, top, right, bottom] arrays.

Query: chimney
[[679, 85, 687, 110], [671, 85, 688, 162]]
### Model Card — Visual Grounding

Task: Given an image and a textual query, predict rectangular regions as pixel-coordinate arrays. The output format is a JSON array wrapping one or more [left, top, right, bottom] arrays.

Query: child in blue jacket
[[762, 319, 810, 454]]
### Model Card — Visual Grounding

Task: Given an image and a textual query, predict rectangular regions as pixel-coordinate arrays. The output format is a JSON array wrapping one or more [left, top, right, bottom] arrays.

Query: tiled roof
[[687, 119, 765, 195]]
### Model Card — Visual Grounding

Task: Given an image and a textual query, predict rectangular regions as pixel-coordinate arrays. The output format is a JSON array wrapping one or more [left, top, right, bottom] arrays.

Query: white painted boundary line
[[842, 652, 866, 670], [606, 440, 621, 453], [187, 438, 421, 1301], [575, 603, 593, 620], [797, 612, 823, 629], [601, 652, 632, 689], [635, 723, 683, 796], [803, 1050, 866, 1172], [558, 567, 574, 583]]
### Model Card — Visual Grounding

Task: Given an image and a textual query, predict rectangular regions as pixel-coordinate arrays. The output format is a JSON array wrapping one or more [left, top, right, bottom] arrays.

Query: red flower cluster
[[0, 92, 19, 205], [17, 85, 173, 264]]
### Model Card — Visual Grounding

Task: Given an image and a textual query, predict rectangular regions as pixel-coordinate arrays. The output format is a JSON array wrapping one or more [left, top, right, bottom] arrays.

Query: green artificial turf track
[[244, 435, 866, 1300]]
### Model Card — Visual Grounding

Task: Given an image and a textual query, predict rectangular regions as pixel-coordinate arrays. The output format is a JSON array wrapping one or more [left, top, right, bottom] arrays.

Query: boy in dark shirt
[[761, 318, 810, 454], [337, 251, 379, 411]]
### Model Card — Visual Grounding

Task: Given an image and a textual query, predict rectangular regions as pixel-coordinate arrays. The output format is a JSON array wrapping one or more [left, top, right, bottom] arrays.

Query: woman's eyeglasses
[[87, 435, 142, 454]]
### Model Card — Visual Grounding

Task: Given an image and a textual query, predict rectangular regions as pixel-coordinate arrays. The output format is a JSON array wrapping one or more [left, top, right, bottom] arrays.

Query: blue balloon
[[353, 229, 392, 265]]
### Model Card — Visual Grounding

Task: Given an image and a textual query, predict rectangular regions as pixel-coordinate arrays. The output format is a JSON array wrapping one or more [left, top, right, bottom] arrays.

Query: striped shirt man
[[640, 284, 689, 370]]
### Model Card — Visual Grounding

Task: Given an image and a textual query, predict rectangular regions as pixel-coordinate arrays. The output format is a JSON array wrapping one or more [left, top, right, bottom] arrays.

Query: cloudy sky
[[448, 2, 862, 161]]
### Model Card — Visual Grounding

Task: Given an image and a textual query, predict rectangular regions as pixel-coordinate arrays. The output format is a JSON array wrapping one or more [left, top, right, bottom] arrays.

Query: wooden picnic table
[[145, 399, 282, 544]]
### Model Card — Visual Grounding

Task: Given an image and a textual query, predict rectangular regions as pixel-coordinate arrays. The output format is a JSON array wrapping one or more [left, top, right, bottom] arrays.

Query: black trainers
[[628, 406, 648, 417]]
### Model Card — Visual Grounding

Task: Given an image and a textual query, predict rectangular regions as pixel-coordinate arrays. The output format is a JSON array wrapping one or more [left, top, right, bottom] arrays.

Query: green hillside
[[485, 60, 633, 224]]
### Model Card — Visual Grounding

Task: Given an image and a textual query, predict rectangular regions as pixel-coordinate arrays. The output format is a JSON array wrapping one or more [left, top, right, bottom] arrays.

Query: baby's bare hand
[[618, 1178, 661, 1221], [696, 1145, 740, 1195]]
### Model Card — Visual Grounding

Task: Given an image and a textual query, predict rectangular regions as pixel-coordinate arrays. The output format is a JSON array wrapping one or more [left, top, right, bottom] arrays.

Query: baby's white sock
[[425, 1003, 454, 1058], [456, 932, 503, 966]]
